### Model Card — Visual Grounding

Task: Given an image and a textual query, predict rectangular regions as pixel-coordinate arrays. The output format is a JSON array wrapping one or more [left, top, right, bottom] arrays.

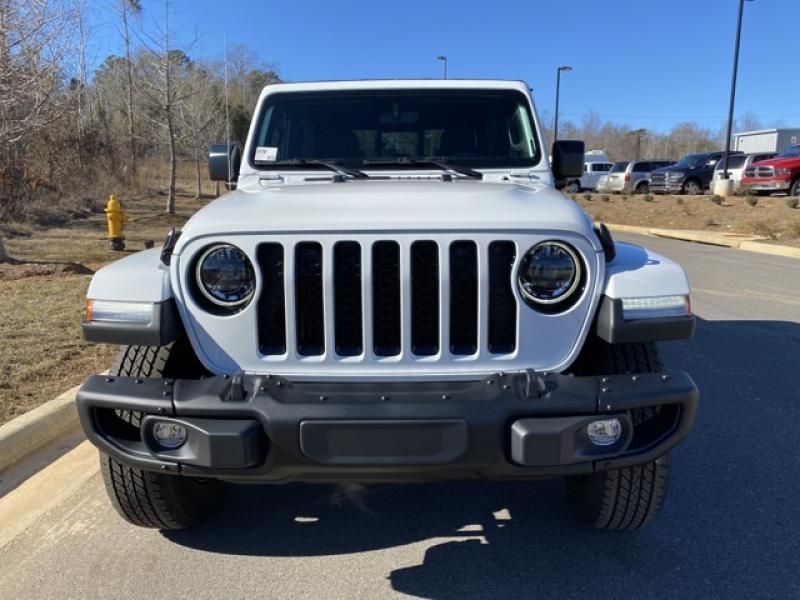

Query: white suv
[[77, 80, 698, 532]]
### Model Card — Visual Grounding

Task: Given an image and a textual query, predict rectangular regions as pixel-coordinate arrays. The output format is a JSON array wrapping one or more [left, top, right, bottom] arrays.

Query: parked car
[[650, 151, 742, 195], [741, 144, 800, 196], [606, 160, 674, 194], [76, 79, 698, 532], [605, 161, 629, 192], [710, 152, 776, 193], [565, 150, 613, 193], [595, 174, 611, 193]]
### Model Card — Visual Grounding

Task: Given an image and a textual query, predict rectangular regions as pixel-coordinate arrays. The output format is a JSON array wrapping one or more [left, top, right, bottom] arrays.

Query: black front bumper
[[76, 371, 698, 483]]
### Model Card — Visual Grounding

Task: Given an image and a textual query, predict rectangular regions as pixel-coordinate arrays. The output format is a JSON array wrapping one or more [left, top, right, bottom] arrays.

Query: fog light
[[152, 421, 187, 449], [587, 418, 622, 446]]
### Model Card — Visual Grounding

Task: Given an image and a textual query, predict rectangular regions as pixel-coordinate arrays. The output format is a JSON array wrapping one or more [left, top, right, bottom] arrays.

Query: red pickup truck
[[741, 144, 800, 196]]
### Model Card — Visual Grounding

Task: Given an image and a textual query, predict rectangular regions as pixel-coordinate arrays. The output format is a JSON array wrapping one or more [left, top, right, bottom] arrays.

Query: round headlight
[[518, 241, 581, 306], [195, 244, 255, 308]]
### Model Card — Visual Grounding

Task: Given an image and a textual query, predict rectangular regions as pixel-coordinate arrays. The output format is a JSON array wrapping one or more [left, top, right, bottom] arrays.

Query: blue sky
[[90, 0, 800, 133]]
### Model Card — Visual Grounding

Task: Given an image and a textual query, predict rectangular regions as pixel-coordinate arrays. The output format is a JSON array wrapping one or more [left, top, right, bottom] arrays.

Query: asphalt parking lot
[[1, 234, 799, 599]]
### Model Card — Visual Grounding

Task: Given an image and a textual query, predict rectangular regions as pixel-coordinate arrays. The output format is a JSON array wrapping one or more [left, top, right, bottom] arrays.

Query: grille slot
[[256, 243, 286, 355], [295, 242, 325, 356], [333, 242, 363, 356], [372, 241, 401, 356], [449, 240, 478, 355], [488, 241, 517, 353], [411, 241, 440, 355]]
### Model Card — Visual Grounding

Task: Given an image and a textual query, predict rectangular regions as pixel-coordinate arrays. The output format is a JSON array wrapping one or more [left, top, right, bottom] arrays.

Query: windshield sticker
[[255, 146, 278, 162]]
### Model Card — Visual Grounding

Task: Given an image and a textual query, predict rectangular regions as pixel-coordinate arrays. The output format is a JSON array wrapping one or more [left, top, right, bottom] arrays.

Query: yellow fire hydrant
[[105, 194, 128, 251]]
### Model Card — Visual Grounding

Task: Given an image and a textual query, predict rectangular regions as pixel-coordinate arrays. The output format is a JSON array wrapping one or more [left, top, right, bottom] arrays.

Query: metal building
[[733, 128, 800, 153]]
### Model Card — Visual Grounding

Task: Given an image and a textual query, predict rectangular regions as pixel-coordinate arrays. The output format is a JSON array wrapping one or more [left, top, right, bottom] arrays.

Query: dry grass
[[0, 177, 208, 425], [0, 275, 115, 424], [578, 193, 800, 247]]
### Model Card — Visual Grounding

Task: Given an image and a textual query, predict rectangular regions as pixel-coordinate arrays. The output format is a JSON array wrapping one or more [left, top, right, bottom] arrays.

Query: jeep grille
[[255, 239, 518, 359]]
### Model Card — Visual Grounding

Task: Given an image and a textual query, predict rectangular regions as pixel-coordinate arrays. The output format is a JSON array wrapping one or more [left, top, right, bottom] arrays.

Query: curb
[[0, 441, 98, 549], [0, 385, 80, 474], [605, 223, 800, 259], [738, 240, 800, 259]]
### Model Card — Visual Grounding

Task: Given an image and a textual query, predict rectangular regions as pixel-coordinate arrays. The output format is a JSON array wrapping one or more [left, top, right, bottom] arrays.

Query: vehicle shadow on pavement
[[164, 318, 800, 599]]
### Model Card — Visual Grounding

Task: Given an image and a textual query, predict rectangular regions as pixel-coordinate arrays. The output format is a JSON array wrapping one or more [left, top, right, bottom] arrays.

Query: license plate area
[[299, 419, 468, 465]]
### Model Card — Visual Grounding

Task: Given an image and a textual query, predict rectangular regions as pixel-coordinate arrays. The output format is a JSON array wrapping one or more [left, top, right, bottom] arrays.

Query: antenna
[[223, 34, 231, 183]]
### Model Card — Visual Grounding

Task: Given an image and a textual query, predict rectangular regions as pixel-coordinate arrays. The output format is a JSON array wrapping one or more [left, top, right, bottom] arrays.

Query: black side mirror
[[208, 144, 241, 184], [551, 140, 585, 189]]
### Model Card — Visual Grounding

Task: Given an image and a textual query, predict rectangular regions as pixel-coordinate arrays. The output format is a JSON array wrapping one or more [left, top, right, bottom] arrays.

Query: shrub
[[710, 195, 724, 205], [789, 221, 800, 237], [583, 193, 592, 202], [676, 197, 684, 205], [745, 196, 758, 207], [601, 195, 610, 202], [643, 194, 653, 202], [704, 218, 718, 227], [751, 220, 777, 239], [785, 197, 799, 209]]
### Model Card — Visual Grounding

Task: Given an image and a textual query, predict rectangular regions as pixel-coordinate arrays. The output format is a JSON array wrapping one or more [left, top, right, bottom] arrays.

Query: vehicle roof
[[257, 79, 531, 100]]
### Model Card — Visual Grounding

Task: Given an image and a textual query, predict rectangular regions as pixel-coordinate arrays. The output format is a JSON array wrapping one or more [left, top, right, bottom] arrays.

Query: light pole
[[553, 65, 572, 142], [437, 55, 447, 79], [721, 0, 753, 184]]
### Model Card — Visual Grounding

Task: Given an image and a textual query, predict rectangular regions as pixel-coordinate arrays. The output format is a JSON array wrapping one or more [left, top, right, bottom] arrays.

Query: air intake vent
[[488, 241, 517, 353], [256, 243, 286, 355], [411, 241, 440, 355], [333, 242, 363, 356], [295, 242, 324, 356], [372, 241, 401, 356], [449, 240, 478, 355]]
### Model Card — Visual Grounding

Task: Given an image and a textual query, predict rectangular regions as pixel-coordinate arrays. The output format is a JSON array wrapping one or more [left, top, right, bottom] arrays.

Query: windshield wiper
[[362, 158, 483, 180], [271, 159, 369, 179]]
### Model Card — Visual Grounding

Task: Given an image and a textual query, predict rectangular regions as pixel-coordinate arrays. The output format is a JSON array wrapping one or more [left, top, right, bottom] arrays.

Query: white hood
[[176, 179, 598, 249]]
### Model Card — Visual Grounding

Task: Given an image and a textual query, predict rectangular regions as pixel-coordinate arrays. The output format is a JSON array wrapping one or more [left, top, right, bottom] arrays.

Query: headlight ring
[[193, 244, 256, 310], [517, 241, 585, 312]]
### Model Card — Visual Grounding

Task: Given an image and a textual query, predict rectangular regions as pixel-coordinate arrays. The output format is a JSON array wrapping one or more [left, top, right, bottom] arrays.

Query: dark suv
[[650, 151, 742, 195]]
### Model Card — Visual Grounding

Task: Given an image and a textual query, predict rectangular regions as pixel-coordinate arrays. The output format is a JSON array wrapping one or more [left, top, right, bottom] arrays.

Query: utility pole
[[553, 65, 572, 142], [630, 128, 647, 160]]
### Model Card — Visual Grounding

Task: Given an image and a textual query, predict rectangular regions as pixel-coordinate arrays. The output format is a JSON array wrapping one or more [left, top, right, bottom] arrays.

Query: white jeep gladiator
[[77, 80, 698, 531]]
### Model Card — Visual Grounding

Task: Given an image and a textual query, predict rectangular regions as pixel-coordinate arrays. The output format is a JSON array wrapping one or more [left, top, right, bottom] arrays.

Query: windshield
[[610, 162, 629, 173], [249, 89, 540, 169], [674, 153, 707, 168], [715, 155, 746, 170], [776, 145, 800, 158]]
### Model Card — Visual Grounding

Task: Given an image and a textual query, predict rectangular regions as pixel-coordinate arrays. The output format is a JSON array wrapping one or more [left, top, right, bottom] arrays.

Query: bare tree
[[136, 0, 194, 213], [177, 62, 222, 198], [117, 0, 142, 182], [0, 0, 78, 216]]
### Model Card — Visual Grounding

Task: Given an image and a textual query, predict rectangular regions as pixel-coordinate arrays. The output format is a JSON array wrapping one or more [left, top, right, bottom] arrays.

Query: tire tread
[[99, 344, 223, 530], [565, 341, 670, 530]]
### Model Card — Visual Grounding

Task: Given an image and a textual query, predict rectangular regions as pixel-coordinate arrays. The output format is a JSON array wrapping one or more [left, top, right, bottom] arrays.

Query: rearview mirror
[[208, 144, 241, 184], [551, 140, 585, 189]]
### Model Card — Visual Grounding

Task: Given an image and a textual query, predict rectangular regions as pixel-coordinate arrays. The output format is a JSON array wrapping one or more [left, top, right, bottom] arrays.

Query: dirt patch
[[577, 193, 800, 247]]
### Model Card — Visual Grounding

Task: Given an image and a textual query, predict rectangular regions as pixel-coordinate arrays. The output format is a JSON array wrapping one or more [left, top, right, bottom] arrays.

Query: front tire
[[565, 180, 581, 194], [99, 343, 224, 530], [791, 177, 800, 197], [683, 179, 701, 195], [565, 341, 670, 530], [635, 181, 650, 194]]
